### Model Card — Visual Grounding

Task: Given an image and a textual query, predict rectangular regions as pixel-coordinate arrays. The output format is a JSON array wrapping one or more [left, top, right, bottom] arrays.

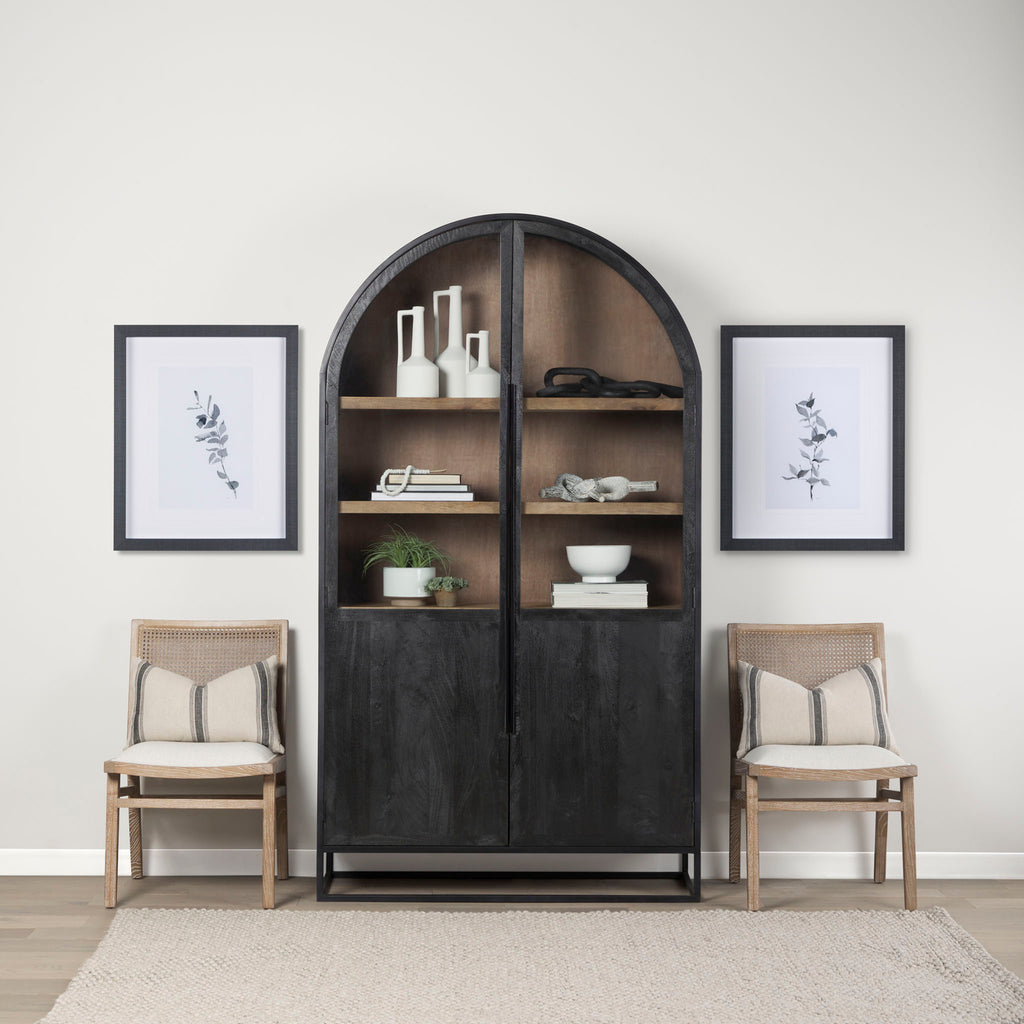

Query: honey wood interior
[[337, 512, 501, 606], [522, 235, 682, 394], [343, 236, 502, 396], [521, 410, 684, 504], [520, 234, 685, 610], [338, 409, 501, 501], [335, 225, 688, 613], [520, 515, 684, 607]]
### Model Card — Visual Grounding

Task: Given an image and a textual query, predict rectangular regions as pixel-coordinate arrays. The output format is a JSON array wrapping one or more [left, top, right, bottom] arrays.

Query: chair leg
[[127, 776, 143, 880], [745, 775, 760, 911], [901, 776, 917, 911], [261, 774, 277, 909], [275, 773, 289, 881], [729, 776, 742, 883], [104, 773, 120, 909], [873, 779, 888, 884]]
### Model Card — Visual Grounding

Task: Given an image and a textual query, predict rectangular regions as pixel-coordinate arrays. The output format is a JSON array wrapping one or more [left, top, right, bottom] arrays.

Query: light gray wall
[[3, 0, 1022, 874]]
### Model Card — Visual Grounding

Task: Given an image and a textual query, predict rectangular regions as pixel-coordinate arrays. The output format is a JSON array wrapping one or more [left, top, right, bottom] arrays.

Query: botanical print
[[782, 392, 837, 501], [187, 391, 239, 498], [763, 366, 859, 512]]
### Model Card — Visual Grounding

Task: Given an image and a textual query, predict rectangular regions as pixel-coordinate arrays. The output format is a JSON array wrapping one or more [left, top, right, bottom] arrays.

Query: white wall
[[3, 0, 1022, 877]]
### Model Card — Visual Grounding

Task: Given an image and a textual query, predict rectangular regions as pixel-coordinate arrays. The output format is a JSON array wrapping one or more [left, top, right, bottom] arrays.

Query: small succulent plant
[[782, 392, 837, 502], [426, 576, 469, 593], [187, 391, 238, 497]]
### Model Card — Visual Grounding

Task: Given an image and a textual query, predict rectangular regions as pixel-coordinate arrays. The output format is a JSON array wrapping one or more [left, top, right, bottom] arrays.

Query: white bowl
[[565, 545, 631, 583]]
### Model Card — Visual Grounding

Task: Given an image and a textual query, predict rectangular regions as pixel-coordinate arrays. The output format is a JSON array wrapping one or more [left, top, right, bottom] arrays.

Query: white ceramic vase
[[396, 306, 439, 398], [464, 330, 500, 398], [433, 285, 475, 397], [382, 566, 436, 605]]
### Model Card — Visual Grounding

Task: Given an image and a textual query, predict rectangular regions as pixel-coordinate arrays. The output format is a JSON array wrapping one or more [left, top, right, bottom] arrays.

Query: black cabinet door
[[322, 614, 508, 846], [510, 617, 694, 847]]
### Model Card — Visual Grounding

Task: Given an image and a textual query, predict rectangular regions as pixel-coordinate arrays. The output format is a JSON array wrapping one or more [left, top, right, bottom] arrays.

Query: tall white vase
[[464, 331, 500, 398], [396, 306, 438, 397], [433, 285, 475, 397]]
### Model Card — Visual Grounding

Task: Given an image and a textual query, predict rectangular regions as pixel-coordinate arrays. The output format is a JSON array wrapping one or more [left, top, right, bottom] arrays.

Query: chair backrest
[[129, 619, 289, 744], [727, 622, 886, 760]]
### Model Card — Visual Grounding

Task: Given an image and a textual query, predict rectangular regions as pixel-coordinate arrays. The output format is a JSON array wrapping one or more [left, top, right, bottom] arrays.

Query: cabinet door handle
[[507, 615, 518, 736]]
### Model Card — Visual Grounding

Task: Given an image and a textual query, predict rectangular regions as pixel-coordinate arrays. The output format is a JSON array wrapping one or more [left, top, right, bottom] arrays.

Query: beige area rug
[[41, 906, 1024, 1024]]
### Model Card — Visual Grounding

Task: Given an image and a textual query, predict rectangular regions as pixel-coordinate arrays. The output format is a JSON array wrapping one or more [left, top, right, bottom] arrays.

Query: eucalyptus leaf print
[[187, 390, 239, 498], [782, 392, 837, 501]]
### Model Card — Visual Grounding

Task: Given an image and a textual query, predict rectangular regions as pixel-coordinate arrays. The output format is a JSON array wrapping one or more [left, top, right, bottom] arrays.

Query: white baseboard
[[2, 849, 1023, 879], [699, 850, 1024, 880]]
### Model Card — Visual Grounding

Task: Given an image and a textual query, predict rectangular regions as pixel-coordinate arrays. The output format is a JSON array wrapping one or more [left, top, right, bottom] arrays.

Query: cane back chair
[[104, 619, 289, 909], [728, 623, 917, 911]]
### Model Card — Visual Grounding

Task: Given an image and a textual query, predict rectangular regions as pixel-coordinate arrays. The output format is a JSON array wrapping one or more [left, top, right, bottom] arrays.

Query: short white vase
[[382, 566, 436, 606], [465, 330, 500, 398]]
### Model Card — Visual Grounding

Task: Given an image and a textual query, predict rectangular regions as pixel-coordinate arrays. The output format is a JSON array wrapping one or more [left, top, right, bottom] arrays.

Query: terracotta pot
[[434, 590, 458, 608]]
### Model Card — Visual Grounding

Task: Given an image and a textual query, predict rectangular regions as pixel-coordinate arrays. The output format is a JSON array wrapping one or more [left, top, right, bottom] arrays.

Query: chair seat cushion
[[114, 741, 279, 768], [743, 744, 911, 770]]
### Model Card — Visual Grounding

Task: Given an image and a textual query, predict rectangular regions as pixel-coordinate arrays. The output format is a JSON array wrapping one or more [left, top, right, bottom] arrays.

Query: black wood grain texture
[[510, 618, 694, 847], [322, 613, 508, 846]]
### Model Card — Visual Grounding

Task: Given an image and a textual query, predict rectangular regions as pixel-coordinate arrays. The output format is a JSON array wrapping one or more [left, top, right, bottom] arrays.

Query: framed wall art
[[114, 325, 298, 550], [721, 325, 905, 551]]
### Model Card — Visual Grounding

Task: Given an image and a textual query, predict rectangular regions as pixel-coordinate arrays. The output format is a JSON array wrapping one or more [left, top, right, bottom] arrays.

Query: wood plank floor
[[1, 876, 1021, 1024]]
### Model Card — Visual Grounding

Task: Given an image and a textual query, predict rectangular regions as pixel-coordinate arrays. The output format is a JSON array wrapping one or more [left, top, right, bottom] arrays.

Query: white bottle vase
[[464, 331, 500, 398], [433, 285, 476, 397], [396, 306, 438, 398]]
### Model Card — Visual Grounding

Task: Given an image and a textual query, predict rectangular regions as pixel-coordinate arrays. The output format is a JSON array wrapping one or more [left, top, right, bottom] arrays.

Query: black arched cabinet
[[318, 215, 701, 900]]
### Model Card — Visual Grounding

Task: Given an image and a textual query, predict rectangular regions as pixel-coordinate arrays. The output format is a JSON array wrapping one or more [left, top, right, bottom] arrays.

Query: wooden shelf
[[341, 603, 500, 611], [340, 501, 501, 515], [521, 603, 683, 612], [525, 397, 684, 412], [522, 501, 683, 516], [341, 397, 499, 411]]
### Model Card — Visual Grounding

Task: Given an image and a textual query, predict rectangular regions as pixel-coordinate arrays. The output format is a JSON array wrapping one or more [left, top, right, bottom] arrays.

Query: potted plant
[[426, 576, 469, 608], [362, 525, 450, 606]]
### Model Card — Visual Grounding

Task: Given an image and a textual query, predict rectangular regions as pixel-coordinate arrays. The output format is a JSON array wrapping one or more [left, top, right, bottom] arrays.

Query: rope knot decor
[[536, 366, 683, 399], [378, 466, 445, 496], [539, 473, 658, 502]]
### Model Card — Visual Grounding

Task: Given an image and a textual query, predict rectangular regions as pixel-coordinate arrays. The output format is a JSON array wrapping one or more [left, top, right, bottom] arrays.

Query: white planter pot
[[382, 566, 436, 606]]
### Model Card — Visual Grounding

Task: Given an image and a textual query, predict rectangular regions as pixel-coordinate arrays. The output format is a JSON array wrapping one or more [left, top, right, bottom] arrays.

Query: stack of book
[[550, 580, 648, 608], [371, 472, 474, 501]]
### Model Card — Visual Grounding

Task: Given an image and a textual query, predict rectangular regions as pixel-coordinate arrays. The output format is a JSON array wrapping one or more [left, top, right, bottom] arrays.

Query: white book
[[386, 473, 462, 485], [370, 491, 475, 501], [551, 581, 648, 594], [552, 595, 648, 608], [375, 484, 471, 492]]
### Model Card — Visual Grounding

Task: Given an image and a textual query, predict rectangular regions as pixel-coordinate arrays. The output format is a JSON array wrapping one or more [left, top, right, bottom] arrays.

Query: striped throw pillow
[[127, 656, 283, 754], [736, 657, 897, 759]]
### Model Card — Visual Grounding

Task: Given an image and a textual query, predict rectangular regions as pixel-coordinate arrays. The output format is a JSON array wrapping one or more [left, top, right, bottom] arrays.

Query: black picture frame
[[114, 325, 298, 551], [721, 325, 905, 551]]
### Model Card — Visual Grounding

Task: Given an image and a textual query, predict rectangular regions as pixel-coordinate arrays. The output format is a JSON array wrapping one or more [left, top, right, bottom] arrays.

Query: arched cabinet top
[[320, 213, 700, 394]]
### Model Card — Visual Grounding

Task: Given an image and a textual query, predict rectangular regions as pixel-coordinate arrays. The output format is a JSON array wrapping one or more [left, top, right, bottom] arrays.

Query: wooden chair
[[104, 619, 289, 909], [728, 623, 917, 911]]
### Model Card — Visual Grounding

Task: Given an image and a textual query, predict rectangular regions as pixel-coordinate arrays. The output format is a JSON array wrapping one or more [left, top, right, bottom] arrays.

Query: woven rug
[[41, 906, 1024, 1024]]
